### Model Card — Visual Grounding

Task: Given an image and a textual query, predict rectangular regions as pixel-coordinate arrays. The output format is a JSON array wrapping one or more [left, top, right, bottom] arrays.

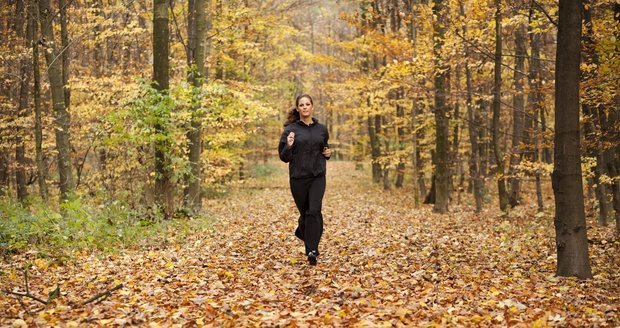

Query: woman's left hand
[[322, 147, 332, 158]]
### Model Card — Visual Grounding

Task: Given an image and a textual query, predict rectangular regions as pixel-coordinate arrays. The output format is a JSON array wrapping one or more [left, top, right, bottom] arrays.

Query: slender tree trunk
[[552, 0, 592, 279], [183, 0, 209, 211], [31, 0, 48, 200], [492, 0, 508, 212], [38, 0, 74, 200], [15, 0, 29, 202], [369, 109, 381, 183], [412, 100, 420, 207], [459, 0, 483, 212], [581, 1, 609, 225], [613, 3, 620, 236], [509, 23, 526, 208], [59, 0, 70, 108], [528, 2, 543, 212], [432, 0, 449, 213], [153, 0, 173, 217], [395, 89, 405, 188], [382, 115, 391, 190]]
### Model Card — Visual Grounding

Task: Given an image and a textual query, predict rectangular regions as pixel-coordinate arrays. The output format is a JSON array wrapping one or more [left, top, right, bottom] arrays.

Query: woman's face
[[297, 96, 314, 118]]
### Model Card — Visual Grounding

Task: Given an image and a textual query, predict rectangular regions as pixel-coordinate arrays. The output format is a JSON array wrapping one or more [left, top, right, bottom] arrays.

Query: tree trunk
[[528, 2, 543, 212], [459, 0, 483, 212], [30, 0, 48, 200], [552, 0, 592, 279], [509, 23, 526, 208], [59, 0, 70, 108], [153, 0, 173, 217], [492, 0, 508, 212], [368, 110, 382, 183], [411, 100, 420, 207], [382, 115, 391, 190], [395, 91, 405, 189], [432, 0, 449, 213], [15, 0, 29, 202], [38, 0, 74, 200], [581, 1, 609, 225], [183, 0, 209, 211]]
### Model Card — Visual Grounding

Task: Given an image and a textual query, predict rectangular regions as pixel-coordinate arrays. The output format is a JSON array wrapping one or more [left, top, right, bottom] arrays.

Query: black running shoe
[[307, 251, 318, 265]]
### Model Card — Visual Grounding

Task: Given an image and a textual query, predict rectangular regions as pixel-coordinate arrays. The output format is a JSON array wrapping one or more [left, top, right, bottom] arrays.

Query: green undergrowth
[[0, 196, 213, 258]]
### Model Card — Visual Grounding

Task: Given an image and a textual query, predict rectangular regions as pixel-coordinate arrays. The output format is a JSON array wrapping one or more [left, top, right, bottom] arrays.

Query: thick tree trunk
[[183, 0, 209, 211], [509, 23, 526, 208], [552, 0, 592, 279], [39, 0, 74, 200], [153, 0, 173, 217], [432, 0, 449, 213], [30, 0, 48, 200], [492, 0, 508, 212]]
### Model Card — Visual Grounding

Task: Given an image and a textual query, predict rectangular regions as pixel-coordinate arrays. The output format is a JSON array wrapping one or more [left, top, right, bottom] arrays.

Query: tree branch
[[81, 283, 123, 306]]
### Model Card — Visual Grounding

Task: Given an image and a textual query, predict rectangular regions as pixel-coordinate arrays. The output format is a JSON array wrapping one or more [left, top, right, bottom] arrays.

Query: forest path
[[1, 161, 618, 326]]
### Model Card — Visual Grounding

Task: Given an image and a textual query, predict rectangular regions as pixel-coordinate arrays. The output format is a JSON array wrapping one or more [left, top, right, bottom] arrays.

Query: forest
[[0, 0, 619, 326]]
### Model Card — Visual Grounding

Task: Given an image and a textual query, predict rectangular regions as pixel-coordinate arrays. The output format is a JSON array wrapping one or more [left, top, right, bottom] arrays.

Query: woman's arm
[[278, 128, 293, 162]]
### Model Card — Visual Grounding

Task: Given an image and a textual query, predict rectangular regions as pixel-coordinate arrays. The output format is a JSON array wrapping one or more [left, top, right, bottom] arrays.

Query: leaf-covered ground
[[1, 161, 619, 327]]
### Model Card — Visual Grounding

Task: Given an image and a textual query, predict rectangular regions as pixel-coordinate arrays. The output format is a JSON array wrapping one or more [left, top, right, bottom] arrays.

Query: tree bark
[[59, 0, 70, 108], [581, 1, 609, 226], [30, 0, 48, 200], [153, 0, 173, 217], [460, 0, 483, 212], [552, 0, 592, 279], [38, 0, 75, 200], [15, 0, 30, 202], [183, 0, 210, 211], [509, 23, 526, 208], [528, 2, 543, 212], [432, 0, 449, 213], [492, 0, 508, 212]]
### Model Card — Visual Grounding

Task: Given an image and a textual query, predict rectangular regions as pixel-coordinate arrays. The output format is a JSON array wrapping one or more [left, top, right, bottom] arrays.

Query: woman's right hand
[[287, 132, 295, 148]]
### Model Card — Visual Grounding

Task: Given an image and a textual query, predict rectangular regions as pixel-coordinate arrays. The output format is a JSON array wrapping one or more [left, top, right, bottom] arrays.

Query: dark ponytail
[[283, 94, 313, 126]]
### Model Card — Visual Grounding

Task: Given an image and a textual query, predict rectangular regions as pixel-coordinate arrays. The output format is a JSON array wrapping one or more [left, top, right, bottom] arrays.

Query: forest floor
[[1, 161, 619, 327]]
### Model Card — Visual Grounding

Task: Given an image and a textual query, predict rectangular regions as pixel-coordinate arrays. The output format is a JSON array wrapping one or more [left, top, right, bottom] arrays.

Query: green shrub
[[0, 196, 212, 256]]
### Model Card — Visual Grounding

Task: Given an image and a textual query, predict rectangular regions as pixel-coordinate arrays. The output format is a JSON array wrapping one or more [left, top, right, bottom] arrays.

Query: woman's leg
[[290, 178, 311, 240], [304, 176, 326, 255]]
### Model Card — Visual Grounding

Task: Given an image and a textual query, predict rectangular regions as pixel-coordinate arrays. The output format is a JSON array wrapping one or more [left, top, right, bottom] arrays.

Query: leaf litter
[[1, 161, 618, 327]]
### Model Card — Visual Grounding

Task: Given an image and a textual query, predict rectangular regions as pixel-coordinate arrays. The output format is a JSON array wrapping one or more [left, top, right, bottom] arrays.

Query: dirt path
[[1, 161, 618, 326]]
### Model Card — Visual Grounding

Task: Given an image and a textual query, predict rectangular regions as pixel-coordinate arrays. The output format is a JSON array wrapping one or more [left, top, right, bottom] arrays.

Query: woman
[[278, 94, 331, 265]]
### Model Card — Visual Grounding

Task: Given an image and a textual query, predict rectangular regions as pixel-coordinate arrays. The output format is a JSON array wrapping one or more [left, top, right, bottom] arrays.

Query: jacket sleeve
[[324, 125, 331, 160], [278, 128, 292, 163]]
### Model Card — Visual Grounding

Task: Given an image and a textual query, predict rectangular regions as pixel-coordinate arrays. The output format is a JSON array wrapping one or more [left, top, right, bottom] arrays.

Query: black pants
[[290, 175, 325, 255]]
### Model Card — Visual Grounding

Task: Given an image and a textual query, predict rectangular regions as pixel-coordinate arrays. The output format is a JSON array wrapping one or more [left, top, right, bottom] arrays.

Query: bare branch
[[81, 283, 124, 306]]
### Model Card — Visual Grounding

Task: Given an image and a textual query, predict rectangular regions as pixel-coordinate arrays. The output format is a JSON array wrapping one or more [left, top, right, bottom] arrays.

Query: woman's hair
[[284, 94, 313, 126]]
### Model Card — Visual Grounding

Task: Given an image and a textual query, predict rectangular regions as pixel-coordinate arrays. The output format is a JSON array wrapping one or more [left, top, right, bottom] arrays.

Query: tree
[[492, 0, 508, 212], [38, 0, 74, 200], [153, 0, 173, 216], [14, 0, 29, 202], [552, 0, 592, 279], [508, 16, 526, 208], [184, 0, 210, 211], [432, 0, 449, 213], [30, 0, 48, 200]]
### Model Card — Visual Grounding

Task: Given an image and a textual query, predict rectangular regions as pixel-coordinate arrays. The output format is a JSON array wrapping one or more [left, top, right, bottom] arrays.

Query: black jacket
[[278, 118, 330, 179]]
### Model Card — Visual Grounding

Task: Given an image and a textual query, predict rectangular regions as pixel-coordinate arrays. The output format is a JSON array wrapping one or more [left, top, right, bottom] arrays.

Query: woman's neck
[[300, 117, 313, 125]]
